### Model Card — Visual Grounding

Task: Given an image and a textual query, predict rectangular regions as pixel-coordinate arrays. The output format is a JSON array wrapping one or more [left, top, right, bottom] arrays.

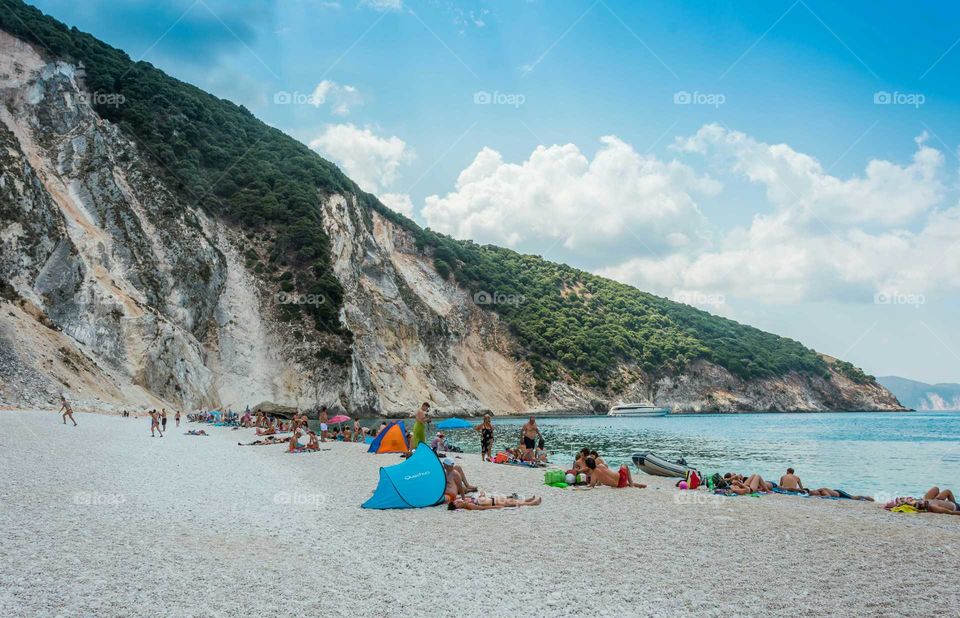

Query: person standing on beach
[[519, 416, 541, 452], [161, 409, 168, 433], [474, 414, 494, 461], [58, 394, 77, 426], [319, 406, 329, 442], [150, 409, 163, 437], [410, 402, 431, 451], [175, 410, 181, 427]]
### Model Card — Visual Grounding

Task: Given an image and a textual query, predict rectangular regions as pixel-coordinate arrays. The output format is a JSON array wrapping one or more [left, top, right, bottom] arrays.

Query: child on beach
[[58, 394, 77, 426]]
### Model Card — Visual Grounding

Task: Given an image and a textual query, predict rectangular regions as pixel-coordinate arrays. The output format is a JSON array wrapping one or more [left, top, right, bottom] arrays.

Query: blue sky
[[30, 0, 960, 384]]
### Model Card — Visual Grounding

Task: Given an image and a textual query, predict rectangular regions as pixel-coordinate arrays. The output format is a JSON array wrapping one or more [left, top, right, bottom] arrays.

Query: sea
[[430, 411, 960, 498]]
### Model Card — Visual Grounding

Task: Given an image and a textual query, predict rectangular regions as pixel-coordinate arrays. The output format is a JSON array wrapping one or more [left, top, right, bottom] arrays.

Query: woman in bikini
[[474, 414, 494, 461], [58, 395, 77, 426], [448, 494, 542, 510]]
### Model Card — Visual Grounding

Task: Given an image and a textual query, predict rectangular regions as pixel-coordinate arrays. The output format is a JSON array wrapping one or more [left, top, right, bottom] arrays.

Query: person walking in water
[[475, 414, 494, 462], [410, 402, 431, 451], [150, 409, 163, 437], [58, 394, 77, 426]]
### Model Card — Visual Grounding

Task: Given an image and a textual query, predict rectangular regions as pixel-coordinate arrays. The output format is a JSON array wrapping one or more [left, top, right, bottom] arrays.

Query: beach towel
[[889, 504, 920, 513]]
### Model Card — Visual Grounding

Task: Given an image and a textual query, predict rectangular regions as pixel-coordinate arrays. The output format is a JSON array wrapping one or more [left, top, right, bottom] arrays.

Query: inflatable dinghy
[[632, 452, 695, 478]]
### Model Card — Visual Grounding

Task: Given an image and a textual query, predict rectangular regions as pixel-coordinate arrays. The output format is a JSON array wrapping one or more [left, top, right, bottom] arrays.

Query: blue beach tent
[[436, 417, 472, 430], [361, 443, 446, 509]]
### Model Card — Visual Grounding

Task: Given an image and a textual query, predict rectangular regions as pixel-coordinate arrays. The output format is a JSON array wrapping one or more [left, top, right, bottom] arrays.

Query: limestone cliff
[[0, 29, 905, 415]]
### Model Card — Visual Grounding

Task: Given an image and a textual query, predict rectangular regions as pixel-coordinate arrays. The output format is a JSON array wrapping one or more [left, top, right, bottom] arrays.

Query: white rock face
[[0, 31, 904, 415], [0, 32, 332, 412], [322, 196, 537, 415]]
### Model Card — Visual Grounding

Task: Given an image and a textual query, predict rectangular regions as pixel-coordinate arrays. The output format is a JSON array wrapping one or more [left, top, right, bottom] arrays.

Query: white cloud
[[379, 192, 414, 217], [422, 136, 720, 257], [360, 0, 402, 11], [674, 123, 944, 227], [309, 123, 414, 194], [310, 80, 362, 115], [424, 125, 957, 307]]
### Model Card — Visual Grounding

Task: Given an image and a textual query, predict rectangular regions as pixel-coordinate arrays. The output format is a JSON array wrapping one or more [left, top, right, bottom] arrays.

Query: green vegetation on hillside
[[0, 0, 349, 344], [2, 0, 841, 390], [369, 203, 830, 389]]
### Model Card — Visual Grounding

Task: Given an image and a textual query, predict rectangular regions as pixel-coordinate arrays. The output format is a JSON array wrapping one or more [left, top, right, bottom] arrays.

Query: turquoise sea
[[432, 411, 960, 498]]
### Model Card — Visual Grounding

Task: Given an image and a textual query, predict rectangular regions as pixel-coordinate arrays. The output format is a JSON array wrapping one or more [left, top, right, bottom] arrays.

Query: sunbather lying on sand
[[890, 487, 960, 515], [586, 458, 645, 488], [448, 495, 542, 510], [806, 487, 874, 500], [256, 420, 276, 436], [238, 436, 290, 446], [185, 429, 208, 436], [726, 474, 772, 494]]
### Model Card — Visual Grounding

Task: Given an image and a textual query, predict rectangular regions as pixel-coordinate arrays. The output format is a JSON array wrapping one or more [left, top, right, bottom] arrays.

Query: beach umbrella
[[328, 414, 350, 424], [436, 417, 472, 430]]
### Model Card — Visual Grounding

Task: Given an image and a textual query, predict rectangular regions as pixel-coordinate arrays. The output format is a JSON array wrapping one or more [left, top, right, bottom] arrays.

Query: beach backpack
[[686, 470, 701, 490]]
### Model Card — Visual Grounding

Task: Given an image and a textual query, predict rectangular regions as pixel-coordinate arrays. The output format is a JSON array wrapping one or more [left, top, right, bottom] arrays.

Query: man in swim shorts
[[519, 416, 541, 452], [586, 457, 646, 488], [410, 402, 430, 450]]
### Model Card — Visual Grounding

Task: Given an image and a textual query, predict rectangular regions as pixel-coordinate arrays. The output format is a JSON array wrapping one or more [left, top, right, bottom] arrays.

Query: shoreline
[[2, 409, 958, 617]]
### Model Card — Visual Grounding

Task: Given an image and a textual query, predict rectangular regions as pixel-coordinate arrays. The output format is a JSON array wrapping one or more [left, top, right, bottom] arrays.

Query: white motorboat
[[607, 403, 669, 417]]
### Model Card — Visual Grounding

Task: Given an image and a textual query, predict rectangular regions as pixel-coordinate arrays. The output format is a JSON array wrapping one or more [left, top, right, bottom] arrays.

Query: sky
[[28, 0, 960, 384]]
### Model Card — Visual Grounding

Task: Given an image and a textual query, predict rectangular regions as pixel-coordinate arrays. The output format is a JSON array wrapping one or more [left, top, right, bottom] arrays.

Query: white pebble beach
[[2, 409, 959, 617]]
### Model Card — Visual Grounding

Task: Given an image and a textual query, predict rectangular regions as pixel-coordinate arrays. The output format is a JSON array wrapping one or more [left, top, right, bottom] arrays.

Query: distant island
[[877, 376, 960, 411]]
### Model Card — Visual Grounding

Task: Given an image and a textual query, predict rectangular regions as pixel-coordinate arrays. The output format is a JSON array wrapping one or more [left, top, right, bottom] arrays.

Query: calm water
[[429, 412, 960, 498]]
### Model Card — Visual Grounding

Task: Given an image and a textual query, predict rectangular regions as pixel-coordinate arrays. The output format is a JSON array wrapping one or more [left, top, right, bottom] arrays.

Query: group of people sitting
[[441, 456, 541, 511], [570, 447, 646, 489]]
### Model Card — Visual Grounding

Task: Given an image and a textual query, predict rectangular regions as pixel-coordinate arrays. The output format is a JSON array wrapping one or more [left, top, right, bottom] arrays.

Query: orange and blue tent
[[367, 420, 409, 454], [362, 443, 445, 509]]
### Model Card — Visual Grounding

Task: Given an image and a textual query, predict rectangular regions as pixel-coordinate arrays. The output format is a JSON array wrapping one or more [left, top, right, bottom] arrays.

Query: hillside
[[0, 0, 903, 414], [877, 376, 960, 411]]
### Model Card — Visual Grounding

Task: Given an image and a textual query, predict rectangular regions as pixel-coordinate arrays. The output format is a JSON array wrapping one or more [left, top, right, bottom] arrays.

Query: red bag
[[686, 470, 701, 490]]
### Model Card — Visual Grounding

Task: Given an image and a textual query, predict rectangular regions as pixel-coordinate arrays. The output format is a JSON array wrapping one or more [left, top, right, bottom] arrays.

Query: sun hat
[[442, 457, 455, 466]]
